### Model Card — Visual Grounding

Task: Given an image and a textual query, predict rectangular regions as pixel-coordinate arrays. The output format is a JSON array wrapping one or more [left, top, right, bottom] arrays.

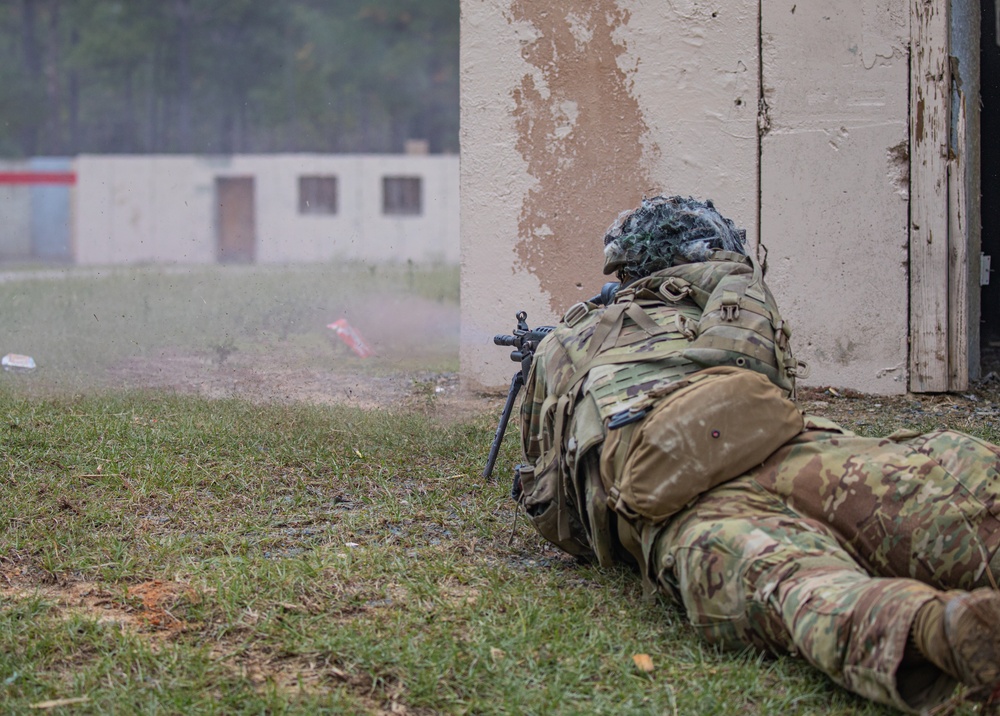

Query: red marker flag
[[327, 319, 375, 358]]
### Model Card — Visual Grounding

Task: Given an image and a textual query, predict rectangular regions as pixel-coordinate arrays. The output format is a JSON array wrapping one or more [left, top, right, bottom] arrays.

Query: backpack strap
[[744, 245, 767, 303], [583, 458, 616, 568], [551, 391, 576, 543], [584, 293, 679, 365]]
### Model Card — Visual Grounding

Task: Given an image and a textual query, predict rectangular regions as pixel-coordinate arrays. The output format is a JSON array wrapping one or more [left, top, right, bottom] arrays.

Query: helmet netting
[[602, 195, 746, 279]]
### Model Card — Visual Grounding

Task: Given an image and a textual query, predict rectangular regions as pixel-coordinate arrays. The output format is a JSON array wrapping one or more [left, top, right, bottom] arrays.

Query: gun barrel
[[494, 334, 518, 346]]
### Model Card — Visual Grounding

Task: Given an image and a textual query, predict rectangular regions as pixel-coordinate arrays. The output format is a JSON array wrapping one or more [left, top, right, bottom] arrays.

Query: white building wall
[[0, 160, 33, 260], [460, 0, 913, 395], [76, 156, 215, 264], [760, 2, 911, 393], [75, 154, 459, 266]]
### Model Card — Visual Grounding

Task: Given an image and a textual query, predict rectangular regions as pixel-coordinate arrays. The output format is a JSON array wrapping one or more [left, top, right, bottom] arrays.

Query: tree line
[[0, 0, 458, 157]]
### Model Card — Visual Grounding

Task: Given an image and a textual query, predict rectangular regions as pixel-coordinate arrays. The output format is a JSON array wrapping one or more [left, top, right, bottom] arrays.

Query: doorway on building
[[982, 0, 1000, 370], [215, 176, 256, 263]]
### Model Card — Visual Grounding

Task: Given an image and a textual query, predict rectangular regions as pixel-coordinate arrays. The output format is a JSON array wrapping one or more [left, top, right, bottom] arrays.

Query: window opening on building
[[299, 175, 338, 214], [382, 176, 422, 216]]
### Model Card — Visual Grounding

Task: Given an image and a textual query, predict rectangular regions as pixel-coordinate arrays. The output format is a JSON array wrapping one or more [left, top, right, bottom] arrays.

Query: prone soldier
[[500, 195, 1000, 714]]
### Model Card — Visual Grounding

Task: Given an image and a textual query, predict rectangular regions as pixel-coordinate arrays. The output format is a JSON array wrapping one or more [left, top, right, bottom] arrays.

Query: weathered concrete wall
[[75, 156, 214, 264], [760, 1, 910, 393], [75, 154, 459, 266], [460, 0, 759, 390], [461, 0, 913, 394], [0, 161, 33, 260], [248, 155, 460, 264]]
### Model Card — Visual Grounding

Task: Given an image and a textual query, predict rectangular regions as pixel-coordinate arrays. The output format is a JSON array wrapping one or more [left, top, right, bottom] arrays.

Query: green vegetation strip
[[1, 386, 963, 716]]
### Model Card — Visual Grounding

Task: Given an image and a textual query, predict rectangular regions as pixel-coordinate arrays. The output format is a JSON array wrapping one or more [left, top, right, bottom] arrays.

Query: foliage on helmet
[[602, 195, 747, 279]]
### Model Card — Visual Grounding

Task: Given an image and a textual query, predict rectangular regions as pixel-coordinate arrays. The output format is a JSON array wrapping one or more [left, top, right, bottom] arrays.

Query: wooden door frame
[[909, 0, 981, 392]]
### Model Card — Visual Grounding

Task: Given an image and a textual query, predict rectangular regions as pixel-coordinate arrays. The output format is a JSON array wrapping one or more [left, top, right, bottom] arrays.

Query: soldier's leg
[[651, 476, 956, 713], [901, 430, 1000, 589], [753, 428, 1000, 591]]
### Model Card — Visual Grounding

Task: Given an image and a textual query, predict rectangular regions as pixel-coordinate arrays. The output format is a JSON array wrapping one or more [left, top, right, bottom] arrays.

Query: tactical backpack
[[518, 250, 806, 565]]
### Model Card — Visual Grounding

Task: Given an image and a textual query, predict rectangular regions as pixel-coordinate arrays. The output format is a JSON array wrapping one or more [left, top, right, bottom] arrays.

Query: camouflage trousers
[[648, 422, 1000, 713]]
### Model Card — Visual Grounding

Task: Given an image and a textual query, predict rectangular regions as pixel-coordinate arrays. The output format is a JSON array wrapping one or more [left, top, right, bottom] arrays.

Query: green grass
[[0, 387, 922, 716], [0, 265, 990, 715]]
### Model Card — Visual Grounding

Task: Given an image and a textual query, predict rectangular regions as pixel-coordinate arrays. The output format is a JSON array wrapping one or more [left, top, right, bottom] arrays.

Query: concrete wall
[[75, 154, 460, 266], [0, 158, 73, 261], [0, 161, 32, 260], [460, 0, 914, 394], [76, 156, 215, 264], [760, 1, 911, 392]]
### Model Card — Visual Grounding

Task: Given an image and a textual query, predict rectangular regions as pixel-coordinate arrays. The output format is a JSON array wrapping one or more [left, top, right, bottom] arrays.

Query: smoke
[[0, 264, 460, 408]]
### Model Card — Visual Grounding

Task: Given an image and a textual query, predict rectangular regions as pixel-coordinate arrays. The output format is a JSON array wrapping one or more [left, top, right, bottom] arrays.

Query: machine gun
[[482, 281, 620, 481], [481, 311, 553, 480]]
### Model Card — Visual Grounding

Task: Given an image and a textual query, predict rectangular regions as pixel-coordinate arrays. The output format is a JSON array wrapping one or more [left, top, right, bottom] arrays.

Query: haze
[[0, 1, 462, 406]]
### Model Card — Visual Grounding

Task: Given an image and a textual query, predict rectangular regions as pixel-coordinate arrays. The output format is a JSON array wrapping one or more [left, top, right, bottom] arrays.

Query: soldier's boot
[[946, 588, 1000, 695], [912, 588, 1000, 700]]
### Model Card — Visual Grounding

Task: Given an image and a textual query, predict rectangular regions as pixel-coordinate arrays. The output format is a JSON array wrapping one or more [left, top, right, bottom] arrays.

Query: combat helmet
[[602, 195, 747, 281]]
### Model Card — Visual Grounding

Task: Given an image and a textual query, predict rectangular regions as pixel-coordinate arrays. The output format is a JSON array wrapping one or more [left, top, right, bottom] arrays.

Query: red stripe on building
[[0, 171, 76, 185]]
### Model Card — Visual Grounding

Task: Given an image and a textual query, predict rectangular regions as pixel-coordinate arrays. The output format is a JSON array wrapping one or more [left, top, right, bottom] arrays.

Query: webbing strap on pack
[[584, 295, 679, 366], [552, 392, 574, 543], [568, 340, 693, 391], [625, 302, 666, 336], [744, 244, 767, 303], [585, 302, 628, 364], [691, 334, 776, 365]]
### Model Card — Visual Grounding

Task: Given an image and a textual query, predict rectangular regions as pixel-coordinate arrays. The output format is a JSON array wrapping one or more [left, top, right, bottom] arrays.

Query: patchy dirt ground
[[0, 572, 192, 637], [113, 350, 476, 411], [106, 295, 503, 423], [797, 369, 1000, 433], [111, 354, 503, 428], [109, 342, 1000, 434]]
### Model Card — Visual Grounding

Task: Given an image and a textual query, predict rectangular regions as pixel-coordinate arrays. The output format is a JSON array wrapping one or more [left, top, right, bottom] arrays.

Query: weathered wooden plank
[[948, 0, 982, 388], [948, 91, 968, 390], [909, 0, 951, 392]]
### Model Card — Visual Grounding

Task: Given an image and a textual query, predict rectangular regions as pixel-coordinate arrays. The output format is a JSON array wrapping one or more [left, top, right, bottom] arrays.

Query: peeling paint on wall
[[886, 140, 909, 197], [861, 0, 907, 69], [508, 2, 655, 311]]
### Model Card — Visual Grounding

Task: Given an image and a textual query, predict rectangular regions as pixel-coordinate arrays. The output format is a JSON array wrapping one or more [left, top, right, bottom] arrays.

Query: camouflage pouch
[[518, 392, 595, 559], [519, 459, 593, 558], [604, 366, 803, 524]]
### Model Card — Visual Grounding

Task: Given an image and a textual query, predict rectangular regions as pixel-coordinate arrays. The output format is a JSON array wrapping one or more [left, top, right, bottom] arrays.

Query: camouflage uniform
[[518, 252, 1000, 713], [651, 418, 1000, 712]]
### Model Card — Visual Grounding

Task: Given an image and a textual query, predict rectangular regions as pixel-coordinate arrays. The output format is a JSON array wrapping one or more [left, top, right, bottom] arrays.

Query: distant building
[[0, 154, 459, 266]]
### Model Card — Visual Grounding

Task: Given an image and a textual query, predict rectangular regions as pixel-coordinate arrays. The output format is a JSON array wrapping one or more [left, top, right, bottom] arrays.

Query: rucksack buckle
[[659, 277, 692, 302], [606, 486, 640, 521], [775, 321, 791, 351], [674, 312, 697, 341], [607, 486, 621, 512], [563, 301, 590, 327], [787, 360, 811, 379], [720, 292, 741, 321]]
